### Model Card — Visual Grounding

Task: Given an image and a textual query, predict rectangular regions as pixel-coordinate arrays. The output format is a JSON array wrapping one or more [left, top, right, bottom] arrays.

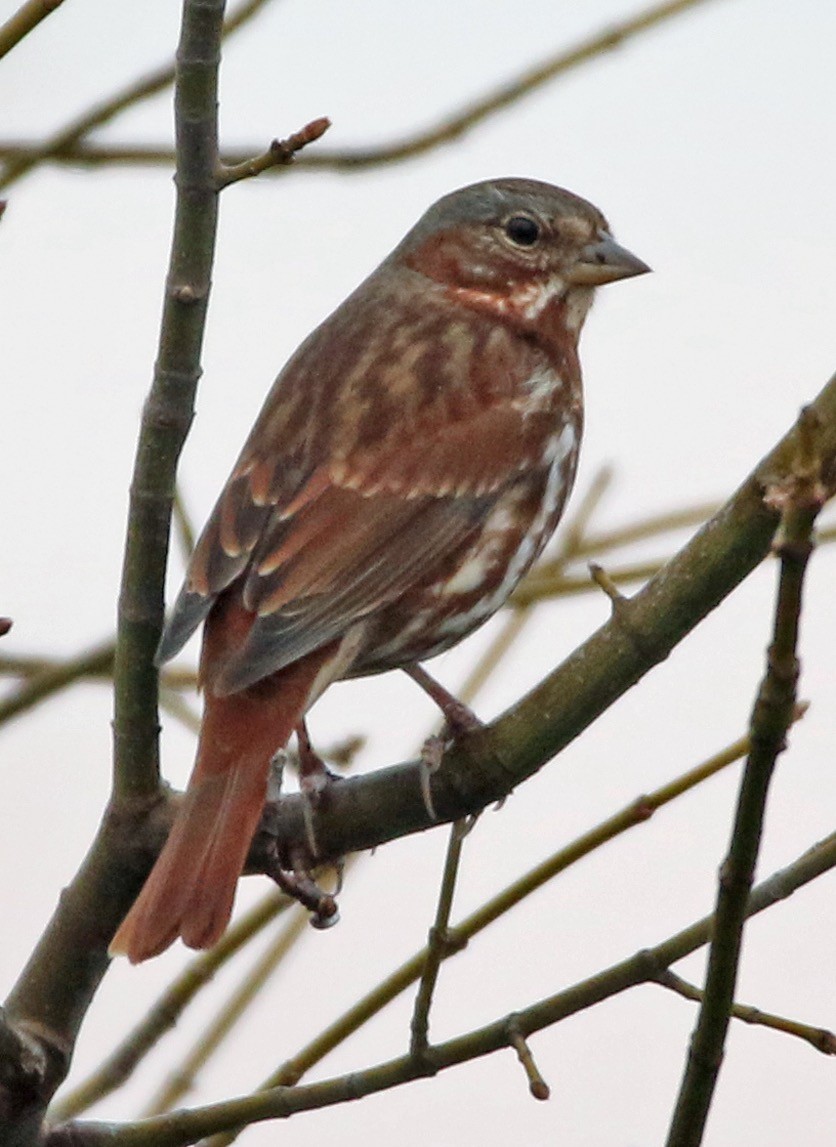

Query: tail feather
[[110, 643, 337, 964]]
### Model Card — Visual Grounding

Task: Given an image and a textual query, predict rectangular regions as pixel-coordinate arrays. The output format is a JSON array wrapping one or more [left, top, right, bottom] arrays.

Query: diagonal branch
[[0, 0, 66, 61]]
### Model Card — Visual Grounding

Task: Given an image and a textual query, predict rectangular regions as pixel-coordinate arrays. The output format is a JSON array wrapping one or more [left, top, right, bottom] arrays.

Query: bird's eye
[[504, 215, 541, 247]]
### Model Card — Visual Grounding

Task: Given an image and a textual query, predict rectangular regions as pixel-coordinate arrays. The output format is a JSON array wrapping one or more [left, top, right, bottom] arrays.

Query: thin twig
[[0, 0, 718, 179], [0, 0, 66, 61], [159, 688, 202, 735], [214, 118, 330, 189], [665, 406, 827, 1147], [172, 487, 197, 566], [654, 969, 836, 1056], [507, 1019, 550, 1100], [409, 819, 471, 1055]]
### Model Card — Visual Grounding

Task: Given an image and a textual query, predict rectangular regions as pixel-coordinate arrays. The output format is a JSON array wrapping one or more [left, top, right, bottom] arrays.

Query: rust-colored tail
[[110, 646, 333, 964]]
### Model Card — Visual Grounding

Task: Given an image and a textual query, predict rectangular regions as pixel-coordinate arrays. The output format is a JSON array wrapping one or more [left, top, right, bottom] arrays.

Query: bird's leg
[[403, 663, 484, 819], [404, 663, 482, 735], [295, 718, 342, 856]]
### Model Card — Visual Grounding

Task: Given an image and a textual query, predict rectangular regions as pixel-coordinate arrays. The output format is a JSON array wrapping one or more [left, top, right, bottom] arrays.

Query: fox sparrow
[[111, 177, 648, 962]]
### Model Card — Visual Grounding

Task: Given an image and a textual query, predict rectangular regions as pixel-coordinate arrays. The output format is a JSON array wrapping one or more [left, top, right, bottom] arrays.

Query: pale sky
[[1, 2, 835, 1145]]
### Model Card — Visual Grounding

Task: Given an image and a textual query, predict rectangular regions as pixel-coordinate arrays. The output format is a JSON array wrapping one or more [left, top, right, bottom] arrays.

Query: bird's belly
[[355, 434, 577, 675]]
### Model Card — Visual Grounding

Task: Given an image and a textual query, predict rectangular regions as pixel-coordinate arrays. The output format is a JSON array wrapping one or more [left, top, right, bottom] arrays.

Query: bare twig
[[409, 819, 471, 1055], [654, 969, 836, 1056], [0, 639, 115, 728], [0, 0, 66, 61], [171, 488, 197, 566], [665, 407, 827, 1147], [215, 118, 330, 189], [0, 0, 718, 180], [111, 0, 228, 804], [0, 0, 277, 191]]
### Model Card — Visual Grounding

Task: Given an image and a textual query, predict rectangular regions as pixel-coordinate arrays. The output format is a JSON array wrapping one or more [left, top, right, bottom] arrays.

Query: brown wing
[[157, 271, 565, 689]]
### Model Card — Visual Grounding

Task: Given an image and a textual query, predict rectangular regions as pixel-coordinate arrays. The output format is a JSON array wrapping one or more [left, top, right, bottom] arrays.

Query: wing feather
[[157, 273, 566, 680]]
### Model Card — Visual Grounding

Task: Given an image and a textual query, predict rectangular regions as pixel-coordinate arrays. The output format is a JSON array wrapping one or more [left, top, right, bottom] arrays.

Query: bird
[[110, 177, 649, 963]]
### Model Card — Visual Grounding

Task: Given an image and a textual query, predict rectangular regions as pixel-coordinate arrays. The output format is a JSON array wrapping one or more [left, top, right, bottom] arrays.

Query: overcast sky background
[[1, 1, 835, 1144]]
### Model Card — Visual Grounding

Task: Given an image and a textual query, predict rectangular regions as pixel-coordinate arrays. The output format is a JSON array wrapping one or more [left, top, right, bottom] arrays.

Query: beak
[[566, 231, 651, 286]]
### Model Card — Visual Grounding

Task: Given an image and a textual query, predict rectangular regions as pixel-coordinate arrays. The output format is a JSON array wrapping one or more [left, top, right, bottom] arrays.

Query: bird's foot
[[264, 846, 341, 930]]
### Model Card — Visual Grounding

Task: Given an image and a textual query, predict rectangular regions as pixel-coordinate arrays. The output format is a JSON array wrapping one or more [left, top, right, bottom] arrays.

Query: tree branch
[[45, 832, 836, 1147], [0, 0, 277, 191], [0, 0, 66, 62], [654, 970, 836, 1056], [0, 3, 230, 1141], [665, 407, 827, 1147], [0, 0, 720, 180]]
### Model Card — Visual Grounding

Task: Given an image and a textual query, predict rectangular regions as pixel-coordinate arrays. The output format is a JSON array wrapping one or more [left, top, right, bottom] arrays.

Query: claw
[[418, 734, 445, 820], [263, 844, 341, 929]]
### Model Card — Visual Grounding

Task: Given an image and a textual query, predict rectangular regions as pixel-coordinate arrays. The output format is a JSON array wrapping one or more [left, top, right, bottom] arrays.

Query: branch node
[[764, 404, 829, 541], [168, 281, 204, 304]]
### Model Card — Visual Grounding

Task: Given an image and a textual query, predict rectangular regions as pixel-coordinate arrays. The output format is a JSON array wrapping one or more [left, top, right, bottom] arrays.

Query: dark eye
[[504, 215, 541, 247]]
